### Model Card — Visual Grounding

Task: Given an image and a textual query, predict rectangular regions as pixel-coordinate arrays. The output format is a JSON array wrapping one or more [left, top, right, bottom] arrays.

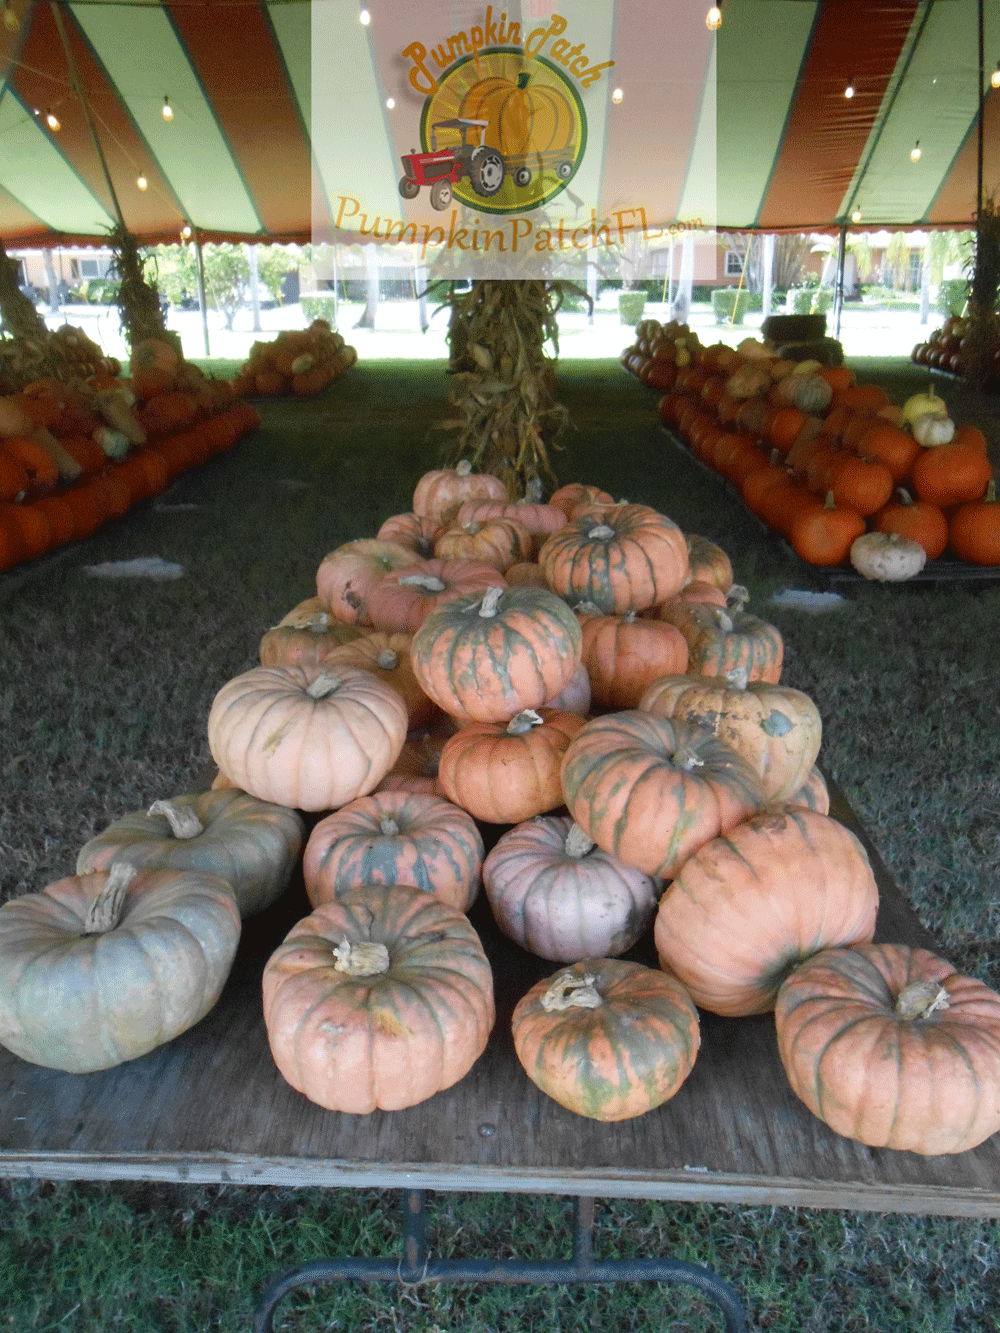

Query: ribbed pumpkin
[[76, 789, 305, 918], [455, 499, 567, 557], [207, 664, 408, 812], [459, 71, 575, 159], [259, 599, 366, 670], [316, 539, 419, 625], [484, 816, 661, 962], [577, 608, 689, 711], [434, 516, 533, 571], [438, 707, 586, 824], [548, 483, 614, 519], [560, 711, 765, 880], [376, 511, 443, 559], [658, 600, 783, 683], [409, 584, 582, 724], [366, 559, 505, 635], [375, 733, 449, 798], [654, 809, 879, 1016], [310, 631, 437, 731], [0, 863, 240, 1072], [412, 460, 507, 524], [538, 503, 690, 615], [638, 668, 821, 804], [684, 534, 734, 592], [511, 958, 699, 1121], [786, 764, 830, 815], [947, 481, 1000, 566], [775, 942, 1000, 1155], [262, 883, 495, 1113], [303, 790, 483, 912]]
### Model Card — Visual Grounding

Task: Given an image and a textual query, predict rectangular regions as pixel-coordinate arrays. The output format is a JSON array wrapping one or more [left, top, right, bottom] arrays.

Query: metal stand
[[254, 1190, 749, 1333]]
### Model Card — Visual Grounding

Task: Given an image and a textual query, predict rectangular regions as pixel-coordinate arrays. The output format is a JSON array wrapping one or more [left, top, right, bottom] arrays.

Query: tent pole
[[977, 0, 985, 221], [194, 232, 211, 357], [762, 233, 774, 321], [832, 225, 847, 341], [248, 244, 262, 332]]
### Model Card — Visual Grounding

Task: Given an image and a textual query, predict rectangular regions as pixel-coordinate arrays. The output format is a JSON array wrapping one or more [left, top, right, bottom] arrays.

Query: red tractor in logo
[[398, 118, 505, 210]]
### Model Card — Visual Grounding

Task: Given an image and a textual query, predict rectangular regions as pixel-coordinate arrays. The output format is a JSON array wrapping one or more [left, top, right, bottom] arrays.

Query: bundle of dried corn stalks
[[438, 279, 571, 499], [0, 238, 70, 390], [962, 194, 1000, 390], [109, 223, 182, 359]]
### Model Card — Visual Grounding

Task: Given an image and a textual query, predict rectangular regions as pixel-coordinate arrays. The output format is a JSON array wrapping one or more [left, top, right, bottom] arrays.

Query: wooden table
[[3, 782, 999, 1330]]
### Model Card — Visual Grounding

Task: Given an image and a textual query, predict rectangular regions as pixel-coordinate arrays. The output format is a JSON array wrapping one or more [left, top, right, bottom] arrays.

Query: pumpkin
[[308, 631, 437, 731], [303, 790, 483, 913], [947, 480, 1000, 566], [774, 942, 1000, 1155], [786, 764, 830, 816], [412, 460, 507, 525], [658, 600, 783, 683], [259, 601, 365, 670], [366, 558, 505, 635], [852, 422, 921, 484], [315, 539, 419, 625], [376, 512, 443, 558], [539, 503, 689, 615], [505, 560, 549, 589], [261, 883, 495, 1113], [438, 707, 586, 824], [459, 70, 575, 160], [577, 607, 689, 711], [684, 534, 733, 592], [409, 584, 582, 724], [872, 488, 949, 561], [910, 442, 992, 509], [772, 372, 833, 415], [0, 863, 240, 1072], [560, 711, 765, 880], [511, 958, 699, 1121], [850, 532, 927, 582], [76, 789, 305, 918], [653, 809, 879, 1016], [548, 483, 614, 519], [375, 732, 448, 798], [484, 816, 661, 962], [901, 384, 950, 428], [911, 413, 956, 448], [454, 498, 567, 556], [638, 668, 822, 804], [207, 664, 408, 812], [434, 516, 533, 571], [544, 660, 592, 714], [788, 492, 867, 567]]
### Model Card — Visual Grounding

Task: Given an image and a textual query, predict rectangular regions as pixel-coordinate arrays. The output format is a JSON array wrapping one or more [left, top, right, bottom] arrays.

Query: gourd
[[303, 790, 483, 912], [76, 789, 305, 918], [511, 958, 699, 1121], [849, 532, 927, 582], [653, 808, 879, 1016], [262, 883, 495, 1113], [484, 816, 661, 962], [775, 942, 1000, 1154], [0, 863, 240, 1072]]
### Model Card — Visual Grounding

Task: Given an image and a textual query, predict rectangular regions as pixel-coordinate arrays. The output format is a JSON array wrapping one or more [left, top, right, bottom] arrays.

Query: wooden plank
[[3, 780, 1000, 1217]]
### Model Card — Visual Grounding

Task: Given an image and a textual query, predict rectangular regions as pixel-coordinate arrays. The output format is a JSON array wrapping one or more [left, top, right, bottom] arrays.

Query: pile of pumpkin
[[6, 463, 1000, 1159], [232, 319, 357, 398], [623, 322, 998, 573], [0, 322, 123, 398], [910, 313, 1000, 384], [0, 335, 259, 573]]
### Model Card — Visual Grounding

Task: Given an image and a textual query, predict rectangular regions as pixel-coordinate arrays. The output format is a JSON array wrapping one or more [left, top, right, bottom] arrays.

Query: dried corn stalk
[[962, 193, 1000, 390], [0, 238, 71, 388], [438, 280, 568, 499], [109, 223, 182, 358]]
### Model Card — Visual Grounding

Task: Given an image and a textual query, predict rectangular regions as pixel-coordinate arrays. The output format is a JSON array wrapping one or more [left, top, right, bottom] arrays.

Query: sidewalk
[[43, 295, 933, 366]]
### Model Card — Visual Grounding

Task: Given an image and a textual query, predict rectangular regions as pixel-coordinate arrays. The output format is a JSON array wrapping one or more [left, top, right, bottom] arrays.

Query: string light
[[358, 8, 371, 23], [136, 174, 148, 190], [45, 109, 60, 131], [705, 5, 722, 30], [181, 224, 192, 239], [2, 2, 19, 33], [910, 140, 921, 162], [385, 97, 395, 109], [844, 80, 855, 99], [992, 62, 1000, 90], [611, 87, 624, 104], [162, 96, 173, 121], [851, 208, 862, 223]]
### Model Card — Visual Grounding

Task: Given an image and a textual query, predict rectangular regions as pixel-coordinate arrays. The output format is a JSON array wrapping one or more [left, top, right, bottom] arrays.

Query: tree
[[148, 242, 251, 329], [257, 246, 300, 305]]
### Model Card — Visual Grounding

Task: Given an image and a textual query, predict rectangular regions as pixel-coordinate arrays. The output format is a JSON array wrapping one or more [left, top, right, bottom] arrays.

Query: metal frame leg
[[254, 1190, 749, 1333]]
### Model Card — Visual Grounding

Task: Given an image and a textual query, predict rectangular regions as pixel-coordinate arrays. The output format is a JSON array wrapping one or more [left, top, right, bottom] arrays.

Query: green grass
[[2, 358, 1000, 1330]]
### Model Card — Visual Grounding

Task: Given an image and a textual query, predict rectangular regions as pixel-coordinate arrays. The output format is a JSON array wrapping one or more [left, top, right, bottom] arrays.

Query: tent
[[1, 0, 999, 253]]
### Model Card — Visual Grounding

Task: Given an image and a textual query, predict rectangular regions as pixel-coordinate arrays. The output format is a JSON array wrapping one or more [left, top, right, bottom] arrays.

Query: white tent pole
[[832, 226, 847, 340], [194, 232, 210, 356], [762, 233, 774, 321], [248, 244, 262, 332]]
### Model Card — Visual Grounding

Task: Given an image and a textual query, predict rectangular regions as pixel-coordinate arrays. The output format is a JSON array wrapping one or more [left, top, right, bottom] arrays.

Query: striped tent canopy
[[0, 0, 998, 250]]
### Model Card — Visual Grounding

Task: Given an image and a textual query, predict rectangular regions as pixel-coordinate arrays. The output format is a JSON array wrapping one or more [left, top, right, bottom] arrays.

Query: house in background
[[8, 247, 115, 304]]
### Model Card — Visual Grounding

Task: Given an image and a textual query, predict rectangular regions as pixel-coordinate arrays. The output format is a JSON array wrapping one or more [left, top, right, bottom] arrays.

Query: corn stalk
[[437, 279, 570, 499], [962, 193, 1000, 389], [108, 223, 182, 358], [0, 237, 71, 388]]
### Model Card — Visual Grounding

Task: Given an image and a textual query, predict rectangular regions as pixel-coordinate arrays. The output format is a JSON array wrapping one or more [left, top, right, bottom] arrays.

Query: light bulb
[[844, 82, 855, 99], [385, 97, 395, 109], [851, 209, 862, 223], [2, 4, 20, 34], [137, 174, 148, 191], [45, 110, 60, 131], [705, 6, 722, 30], [992, 63, 1000, 90], [359, 8, 371, 23], [162, 96, 173, 121], [611, 87, 624, 104], [181, 224, 192, 239], [910, 141, 921, 162]]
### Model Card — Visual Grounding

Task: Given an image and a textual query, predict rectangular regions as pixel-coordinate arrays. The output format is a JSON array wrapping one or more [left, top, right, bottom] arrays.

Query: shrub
[[300, 294, 339, 323], [785, 286, 832, 316], [937, 278, 968, 319], [711, 287, 751, 325], [79, 278, 120, 305], [618, 291, 647, 326]]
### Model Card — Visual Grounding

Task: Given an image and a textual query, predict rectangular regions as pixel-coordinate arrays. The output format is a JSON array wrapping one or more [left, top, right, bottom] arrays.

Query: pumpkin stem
[[517, 71, 531, 89], [985, 480, 997, 504], [525, 476, 544, 503], [540, 971, 603, 1012], [456, 460, 473, 476], [725, 665, 750, 690], [306, 672, 342, 700], [574, 599, 603, 617], [376, 649, 399, 670], [507, 708, 544, 735], [333, 937, 391, 977], [896, 487, 915, 506], [463, 520, 482, 535], [378, 817, 400, 837], [85, 862, 136, 934], [147, 799, 204, 840], [478, 586, 504, 618], [399, 573, 447, 592], [674, 744, 706, 771], [715, 609, 734, 633], [726, 585, 749, 613], [564, 823, 595, 858], [588, 524, 616, 540], [895, 980, 950, 1020]]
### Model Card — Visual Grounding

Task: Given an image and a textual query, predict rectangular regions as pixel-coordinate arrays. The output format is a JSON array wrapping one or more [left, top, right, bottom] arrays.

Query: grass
[[2, 357, 1000, 1330]]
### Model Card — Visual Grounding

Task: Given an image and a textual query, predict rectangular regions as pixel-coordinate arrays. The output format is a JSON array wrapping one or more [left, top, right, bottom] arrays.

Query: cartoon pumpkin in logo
[[398, 51, 586, 215]]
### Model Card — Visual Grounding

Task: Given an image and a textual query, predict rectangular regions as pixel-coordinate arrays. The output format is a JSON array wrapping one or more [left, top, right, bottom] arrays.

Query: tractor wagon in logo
[[400, 57, 586, 215]]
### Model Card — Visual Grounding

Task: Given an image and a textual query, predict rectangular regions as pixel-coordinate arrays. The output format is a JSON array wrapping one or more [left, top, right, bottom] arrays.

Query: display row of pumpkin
[[3, 465, 999, 1155], [621, 320, 999, 571]]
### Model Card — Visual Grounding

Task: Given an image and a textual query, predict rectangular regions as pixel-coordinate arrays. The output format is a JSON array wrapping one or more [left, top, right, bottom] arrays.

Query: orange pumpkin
[[577, 608, 689, 711], [366, 558, 505, 635], [658, 600, 783, 683], [412, 461, 506, 525], [315, 538, 419, 625], [947, 480, 1000, 565], [460, 71, 575, 159]]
